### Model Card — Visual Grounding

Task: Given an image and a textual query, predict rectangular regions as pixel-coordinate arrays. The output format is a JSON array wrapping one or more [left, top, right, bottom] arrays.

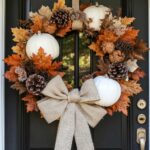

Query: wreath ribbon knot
[[37, 75, 107, 150]]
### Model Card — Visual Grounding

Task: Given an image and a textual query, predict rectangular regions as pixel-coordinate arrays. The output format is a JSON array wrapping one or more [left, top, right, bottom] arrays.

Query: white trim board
[[149, 0, 150, 149], [0, 0, 5, 149]]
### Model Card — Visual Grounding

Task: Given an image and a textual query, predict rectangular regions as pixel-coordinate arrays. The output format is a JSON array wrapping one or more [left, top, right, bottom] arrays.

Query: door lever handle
[[137, 128, 146, 150]]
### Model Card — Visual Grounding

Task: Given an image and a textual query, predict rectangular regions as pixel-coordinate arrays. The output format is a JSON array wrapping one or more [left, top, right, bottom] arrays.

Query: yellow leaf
[[11, 27, 29, 42], [53, 0, 65, 11], [121, 17, 135, 25], [11, 43, 26, 55]]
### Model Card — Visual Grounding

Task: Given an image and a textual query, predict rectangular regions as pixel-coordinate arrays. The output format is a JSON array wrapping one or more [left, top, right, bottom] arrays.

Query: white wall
[[0, 0, 5, 149]]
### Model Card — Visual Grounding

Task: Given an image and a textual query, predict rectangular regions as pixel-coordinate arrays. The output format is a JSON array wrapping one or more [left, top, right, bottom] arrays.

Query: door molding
[[149, 0, 150, 149], [0, 0, 5, 149]]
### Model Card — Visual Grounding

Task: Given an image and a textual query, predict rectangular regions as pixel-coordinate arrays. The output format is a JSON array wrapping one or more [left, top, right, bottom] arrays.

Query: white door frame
[[0, 0, 5, 149], [0, 1, 149, 150]]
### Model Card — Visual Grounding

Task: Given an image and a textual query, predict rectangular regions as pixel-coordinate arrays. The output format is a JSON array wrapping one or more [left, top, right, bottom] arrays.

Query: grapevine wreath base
[[4, 0, 149, 149]]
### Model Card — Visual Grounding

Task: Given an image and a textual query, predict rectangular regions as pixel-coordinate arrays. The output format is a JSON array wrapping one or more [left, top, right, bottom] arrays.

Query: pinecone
[[20, 19, 33, 29], [115, 40, 134, 58], [50, 9, 70, 28], [26, 74, 46, 96], [15, 67, 27, 82], [108, 62, 128, 80], [23, 61, 35, 76]]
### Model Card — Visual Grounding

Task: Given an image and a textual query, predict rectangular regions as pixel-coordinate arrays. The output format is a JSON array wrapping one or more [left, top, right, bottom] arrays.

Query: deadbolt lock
[[137, 99, 147, 110], [137, 114, 146, 124]]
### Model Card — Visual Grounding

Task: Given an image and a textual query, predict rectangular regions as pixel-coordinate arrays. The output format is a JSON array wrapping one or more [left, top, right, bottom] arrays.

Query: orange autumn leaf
[[129, 68, 145, 81], [11, 27, 29, 42], [56, 21, 72, 37], [32, 47, 53, 70], [53, 0, 65, 11], [120, 80, 143, 96], [89, 42, 104, 57], [32, 48, 64, 76], [22, 94, 38, 112], [43, 21, 57, 34], [121, 17, 135, 25], [5, 66, 18, 82], [31, 15, 43, 33], [4, 54, 24, 66], [107, 92, 131, 116], [11, 43, 26, 56], [120, 28, 139, 45], [98, 30, 118, 42]]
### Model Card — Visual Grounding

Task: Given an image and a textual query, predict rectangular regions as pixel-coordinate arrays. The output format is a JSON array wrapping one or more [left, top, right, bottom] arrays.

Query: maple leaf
[[31, 15, 43, 33], [11, 27, 29, 42], [5, 66, 18, 82], [98, 29, 118, 42], [89, 42, 104, 57], [32, 48, 64, 76], [22, 94, 38, 112], [11, 43, 26, 56], [56, 21, 72, 37], [107, 92, 131, 116], [43, 20, 57, 34], [11, 82, 27, 95], [53, 0, 65, 11], [129, 68, 145, 81], [119, 80, 143, 96], [38, 5, 52, 19], [4, 54, 24, 66], [121, 17, 135, 25], [120, 28, 139, 45]]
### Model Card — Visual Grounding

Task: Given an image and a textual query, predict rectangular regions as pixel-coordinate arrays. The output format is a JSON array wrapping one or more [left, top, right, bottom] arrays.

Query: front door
[[5, 0, 149, 150]]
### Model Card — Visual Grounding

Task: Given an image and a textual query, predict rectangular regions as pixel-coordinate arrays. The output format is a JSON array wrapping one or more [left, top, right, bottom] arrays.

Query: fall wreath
[[4, 0, 149, 149]]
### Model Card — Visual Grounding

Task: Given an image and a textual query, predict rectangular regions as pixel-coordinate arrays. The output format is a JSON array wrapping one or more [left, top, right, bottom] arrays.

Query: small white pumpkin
[[94, 76, 121, 107], [84, 3, 111, 31], [26, 33, 59, 59]]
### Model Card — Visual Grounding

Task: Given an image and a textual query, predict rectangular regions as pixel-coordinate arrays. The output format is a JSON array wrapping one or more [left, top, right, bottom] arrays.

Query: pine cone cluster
[[26, 74, 46, 96], [50, 9, 70, 28], [108, 62, 128, 80], [115, 40, 134, 57]]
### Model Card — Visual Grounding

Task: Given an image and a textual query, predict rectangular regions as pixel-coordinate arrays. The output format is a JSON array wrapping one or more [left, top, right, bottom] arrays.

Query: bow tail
[[55, 103, 75, 150], [75, 108, 94, 150]]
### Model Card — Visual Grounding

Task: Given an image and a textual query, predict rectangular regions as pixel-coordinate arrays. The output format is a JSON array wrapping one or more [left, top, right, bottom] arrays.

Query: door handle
[[137, 128, 146, 150]]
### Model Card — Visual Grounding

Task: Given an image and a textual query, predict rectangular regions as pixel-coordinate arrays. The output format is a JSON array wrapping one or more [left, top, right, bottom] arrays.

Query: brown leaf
[[56, 21, 72, 37], [120, 28, 139, 45], [43, 21, 57, 34], [11, 27, 29, 42], [11, 82, 26, 94], [129, 68, 145, 81], [4, 54, 24, 66], [119, 80, 143, 96], [5, 66, 18, 82], [107, 92, 130, 116], [53, 0, 65, 11], [98, 29, 118, 42], [121, 17, 135, 25], [89, 42, 104, 57], [31, 15, 43, 33], [80, 3, 92, 11], [22, 94, 38, 112]]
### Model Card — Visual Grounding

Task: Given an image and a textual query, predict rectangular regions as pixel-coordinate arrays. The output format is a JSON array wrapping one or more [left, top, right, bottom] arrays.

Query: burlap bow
[[37, 75, 107, 150]]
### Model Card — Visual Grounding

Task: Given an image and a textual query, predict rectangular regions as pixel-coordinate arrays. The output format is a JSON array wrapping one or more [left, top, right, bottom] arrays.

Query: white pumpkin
[[84, 3, 111, 31], [94, 76, 121, 107], [26, 33, 59, 59]]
